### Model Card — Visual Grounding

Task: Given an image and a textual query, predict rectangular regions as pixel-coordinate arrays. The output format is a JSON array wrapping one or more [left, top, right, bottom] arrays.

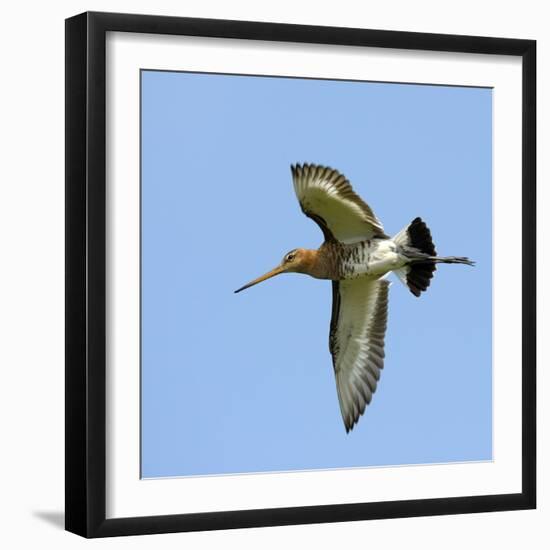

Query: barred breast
[[319, 239, 404, 280]]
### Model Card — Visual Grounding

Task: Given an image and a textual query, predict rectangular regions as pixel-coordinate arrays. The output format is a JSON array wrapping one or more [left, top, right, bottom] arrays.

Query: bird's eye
[[286, 254, 295, 262]]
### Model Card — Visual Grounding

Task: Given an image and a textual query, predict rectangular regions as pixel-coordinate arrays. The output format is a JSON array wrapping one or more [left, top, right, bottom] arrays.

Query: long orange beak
[[234, 265, 286, 293]]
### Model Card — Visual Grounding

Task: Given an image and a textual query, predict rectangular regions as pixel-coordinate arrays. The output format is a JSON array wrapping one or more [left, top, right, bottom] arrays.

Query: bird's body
[[235, 164, 474, 432], [303, 238, 404, 281]]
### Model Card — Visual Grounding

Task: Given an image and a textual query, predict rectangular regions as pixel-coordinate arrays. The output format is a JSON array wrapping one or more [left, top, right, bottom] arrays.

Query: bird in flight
[[235, 164, 474, 432]]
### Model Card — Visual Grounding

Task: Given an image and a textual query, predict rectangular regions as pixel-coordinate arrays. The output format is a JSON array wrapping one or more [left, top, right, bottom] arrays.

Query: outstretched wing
[[291, 163, 388, 243], [329, 278, 390, 432]]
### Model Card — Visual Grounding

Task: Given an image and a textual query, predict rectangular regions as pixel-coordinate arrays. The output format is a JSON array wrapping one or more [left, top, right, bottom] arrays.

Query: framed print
[[65, 11, 536, 538]]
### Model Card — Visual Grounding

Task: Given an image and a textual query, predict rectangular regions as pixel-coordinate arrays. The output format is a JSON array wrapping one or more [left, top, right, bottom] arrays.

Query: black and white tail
[[393, 217, 474, 297]]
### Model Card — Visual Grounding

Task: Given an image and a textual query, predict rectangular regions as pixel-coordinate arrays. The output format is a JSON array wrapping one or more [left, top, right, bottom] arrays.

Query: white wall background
[[0, 1, 546, 547]]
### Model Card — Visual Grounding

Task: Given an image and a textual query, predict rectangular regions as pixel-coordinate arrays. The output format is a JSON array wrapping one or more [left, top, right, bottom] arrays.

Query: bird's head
[[234, 248, 314, 293]]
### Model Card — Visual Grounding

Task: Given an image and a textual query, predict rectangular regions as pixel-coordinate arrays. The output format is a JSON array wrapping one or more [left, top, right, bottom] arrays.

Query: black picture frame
[[65, 11, 536, 538]]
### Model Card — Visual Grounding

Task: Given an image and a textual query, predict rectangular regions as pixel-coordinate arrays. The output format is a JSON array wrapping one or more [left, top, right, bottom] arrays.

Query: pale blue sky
[[141, 70, 492, 478]]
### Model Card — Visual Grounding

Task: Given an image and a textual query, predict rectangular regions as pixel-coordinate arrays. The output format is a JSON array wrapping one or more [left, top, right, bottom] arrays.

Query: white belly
[[342, 239, 406, 279]]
